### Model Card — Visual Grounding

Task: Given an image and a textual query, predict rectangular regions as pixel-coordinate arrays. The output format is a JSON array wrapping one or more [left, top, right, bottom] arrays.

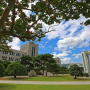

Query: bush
[[52, 71, 69, 74], [35, 70, 42, 75], [5, 62, 28, 78], [0, 62, 5, 77], [83, 72, 89, 77]]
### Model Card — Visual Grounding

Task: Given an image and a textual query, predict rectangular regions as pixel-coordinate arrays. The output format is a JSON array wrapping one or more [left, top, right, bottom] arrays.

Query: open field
[[0, 83, 90, 90], [0, 74, 90, 81]]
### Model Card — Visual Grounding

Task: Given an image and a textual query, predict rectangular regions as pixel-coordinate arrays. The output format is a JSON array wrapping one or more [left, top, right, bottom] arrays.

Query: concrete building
[[61, 63, 84, 72], [0, 41, 61, 67], [0, 41, 38, 62], [81, 51, 90, 76], [53, 57, 61, 67]]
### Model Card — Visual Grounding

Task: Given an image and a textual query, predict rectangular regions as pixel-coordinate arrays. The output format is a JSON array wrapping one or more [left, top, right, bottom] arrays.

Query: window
[[9, 57, 14, 61], [3, 51, 8, 54], [16, 53, 20, 57], [32, 47, 33, 56], [32, 47, 35, 56], [15, 58, 19, 61], [34, 47, 35, 56], [2, 56, 7, 60], [10, 52, 15, 55], [22, 54, 24, 56]]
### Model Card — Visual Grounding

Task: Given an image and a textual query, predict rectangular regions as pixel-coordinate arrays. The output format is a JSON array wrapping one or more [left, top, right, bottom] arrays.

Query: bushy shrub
[[0, 62, 5, 77], [34, 70, 42, 75], [83, 72, 89, 77]]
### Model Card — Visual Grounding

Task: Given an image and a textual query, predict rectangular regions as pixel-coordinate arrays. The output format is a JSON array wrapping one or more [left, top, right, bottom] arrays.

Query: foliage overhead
[[0, 0, 90, 53]]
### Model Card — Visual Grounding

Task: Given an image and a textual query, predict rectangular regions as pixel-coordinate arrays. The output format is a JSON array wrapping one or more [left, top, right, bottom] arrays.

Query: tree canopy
[[0, 0, 90, 53], [5, 62, 27, 78], [69, 64, 83, 79]]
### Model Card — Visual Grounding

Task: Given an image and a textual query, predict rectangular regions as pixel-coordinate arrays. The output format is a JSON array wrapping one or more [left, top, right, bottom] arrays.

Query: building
[[61, 63, 84, 72], [53, 57, 61, 67], [0, 41, 61, 67], [0, 41, 38, 62], [81, 51, 90, 76]]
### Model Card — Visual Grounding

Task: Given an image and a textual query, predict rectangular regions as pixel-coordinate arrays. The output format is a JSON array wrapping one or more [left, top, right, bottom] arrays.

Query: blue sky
[[6, 0, 90, 64]]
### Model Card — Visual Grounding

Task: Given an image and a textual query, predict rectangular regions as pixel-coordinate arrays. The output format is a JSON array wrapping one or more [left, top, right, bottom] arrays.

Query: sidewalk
[[0, 80, 90, 85], [1, 75, 90, 85]]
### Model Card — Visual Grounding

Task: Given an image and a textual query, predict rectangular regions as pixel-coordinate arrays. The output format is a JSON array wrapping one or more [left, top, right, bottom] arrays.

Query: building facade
[[53, 57, 61, 67], [61, 63, 84, 72], [81, 51, 90, 75], [0, 41, 61, 67], [0, 41, 38, 63]]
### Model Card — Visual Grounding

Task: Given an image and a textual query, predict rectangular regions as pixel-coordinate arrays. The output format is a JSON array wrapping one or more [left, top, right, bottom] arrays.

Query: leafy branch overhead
[[0, 0, 90, 53]]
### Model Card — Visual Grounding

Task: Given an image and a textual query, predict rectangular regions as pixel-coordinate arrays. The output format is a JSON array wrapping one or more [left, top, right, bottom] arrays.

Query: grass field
[[0, 84, 90, 90], [0, 74, 90, 90], [0, 74, 90, 81]]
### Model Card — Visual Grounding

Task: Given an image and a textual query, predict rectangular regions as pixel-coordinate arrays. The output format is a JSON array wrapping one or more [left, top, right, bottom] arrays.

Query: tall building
[[0, 41, 38, 63]]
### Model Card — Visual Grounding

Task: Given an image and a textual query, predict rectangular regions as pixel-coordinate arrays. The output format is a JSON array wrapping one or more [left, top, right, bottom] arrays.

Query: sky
[[6, 0, 90, 64]]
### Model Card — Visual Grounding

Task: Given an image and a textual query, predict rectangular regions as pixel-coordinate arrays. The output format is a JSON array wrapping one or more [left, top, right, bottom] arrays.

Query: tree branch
[[0, 0, 16, 31]]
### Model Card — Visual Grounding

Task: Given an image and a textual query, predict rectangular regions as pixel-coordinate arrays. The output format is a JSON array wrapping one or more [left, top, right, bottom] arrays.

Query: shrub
[[35, 70, 42, 75], [83, 72, 89, 77], [0, 62, 5, 77], [69, 64, 83, 79], [5, 62, 27, 78]]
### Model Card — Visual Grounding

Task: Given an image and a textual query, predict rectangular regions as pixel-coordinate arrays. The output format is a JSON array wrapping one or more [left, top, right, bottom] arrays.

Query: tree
[[0, 60, 11, 70], [45, 58, 60, 76], [0, 62, 5, 78], [69, 64, 83, 79], [20, 55, 32, 70], [5, 62, 27, 78], [36, 53, 54, 76], [0, 0, 90, 53]]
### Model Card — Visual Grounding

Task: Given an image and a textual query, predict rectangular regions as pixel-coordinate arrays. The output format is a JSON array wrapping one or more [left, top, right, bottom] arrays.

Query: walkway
[[0, 80, 90, 85], [0, 75, 90, 85]]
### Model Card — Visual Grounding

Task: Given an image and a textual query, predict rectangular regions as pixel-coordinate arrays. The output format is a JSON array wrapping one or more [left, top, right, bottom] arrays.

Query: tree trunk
[[43, 69, 44, 75], [14, 75, 16, 78], [74, 75, 76, 79], [46, 71, 47, 76], [14, 69, 16, 78]]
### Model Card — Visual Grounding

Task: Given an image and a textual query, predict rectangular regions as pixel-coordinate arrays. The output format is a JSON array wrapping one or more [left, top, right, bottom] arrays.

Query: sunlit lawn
[[0, 74, 90, 81], [0, 84, 90, 90]]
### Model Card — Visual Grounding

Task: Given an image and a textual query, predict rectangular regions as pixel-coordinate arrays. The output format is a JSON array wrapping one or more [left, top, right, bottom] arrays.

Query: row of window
[[0, 47, 35, 57], [1, 56, 20, 61], [0, 49, 25, 57]]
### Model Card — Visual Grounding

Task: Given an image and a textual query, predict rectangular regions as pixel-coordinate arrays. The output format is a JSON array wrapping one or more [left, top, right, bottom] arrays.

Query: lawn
[[0, 74, 90, 81], [0, 84, 90, 90], [0, 74, 90, 90]]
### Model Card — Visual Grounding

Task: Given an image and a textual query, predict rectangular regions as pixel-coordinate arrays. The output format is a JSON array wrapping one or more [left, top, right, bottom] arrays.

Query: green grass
[[0, 83, 90, 90], [0, 74, 90, 81]]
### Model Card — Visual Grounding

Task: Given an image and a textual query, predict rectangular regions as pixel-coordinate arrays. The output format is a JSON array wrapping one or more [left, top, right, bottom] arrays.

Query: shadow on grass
[[0, 84, 16, 90]]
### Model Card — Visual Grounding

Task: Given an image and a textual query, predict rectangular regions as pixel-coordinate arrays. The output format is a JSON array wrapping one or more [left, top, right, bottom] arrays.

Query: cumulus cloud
[[52, 52, 68, 58], [61, 58, 72, 64], [6, 36, 21, 51], [72, 53, 81, 59], [62, 50, 72, 53]]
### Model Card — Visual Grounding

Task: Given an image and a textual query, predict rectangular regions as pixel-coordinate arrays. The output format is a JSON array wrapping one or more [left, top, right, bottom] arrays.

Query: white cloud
[[54, 37, 84, 51], [62, 50, 72, 53], [78, 41, 89, 48], [6, 36, 21, 51], [52, 52, 68, 58], [39, 43, 45, 49], [72, 53, 81, 59], [61, 58, 72, 64]]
